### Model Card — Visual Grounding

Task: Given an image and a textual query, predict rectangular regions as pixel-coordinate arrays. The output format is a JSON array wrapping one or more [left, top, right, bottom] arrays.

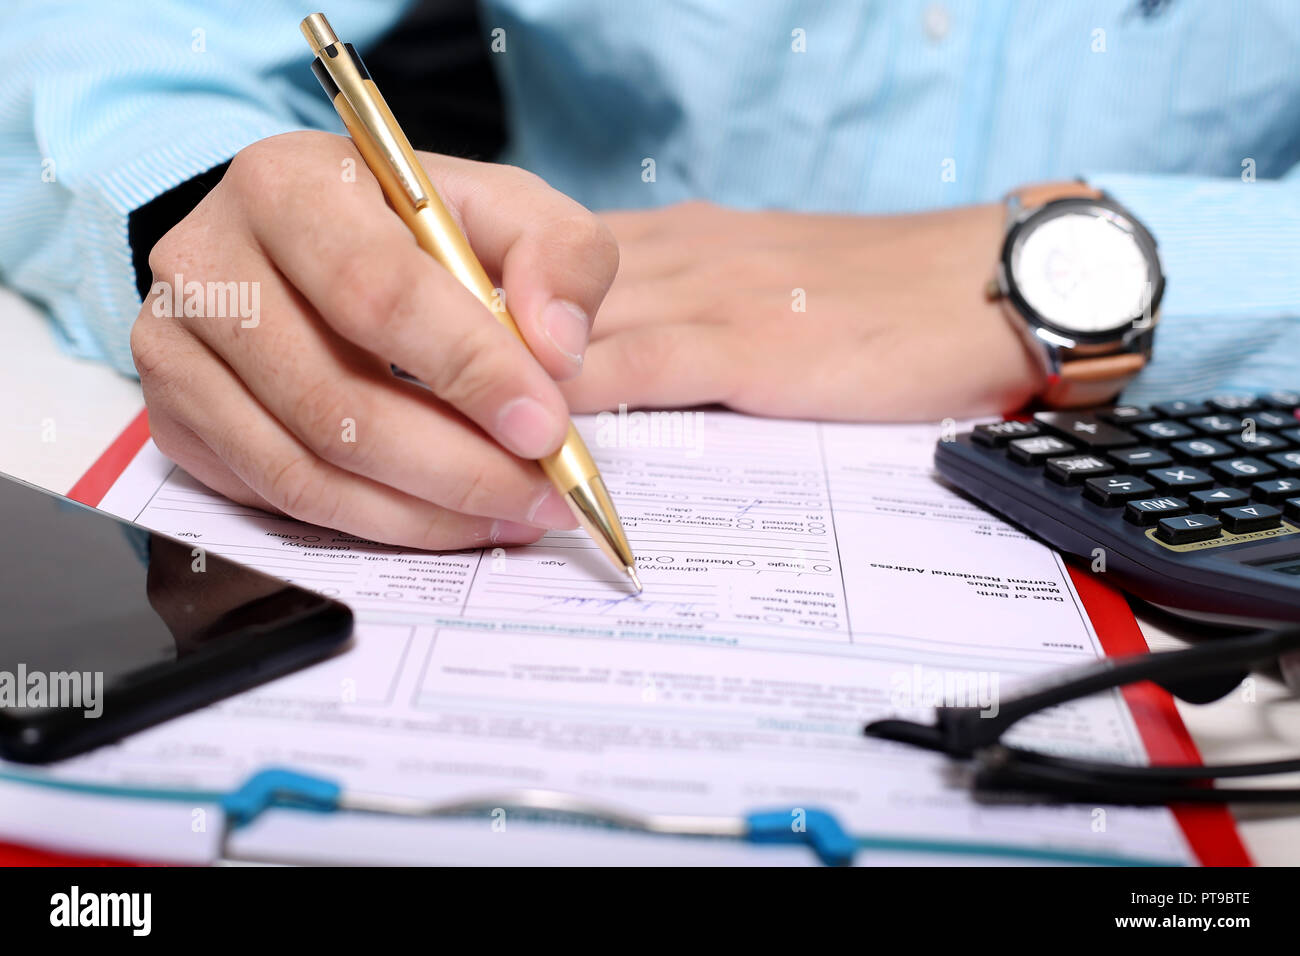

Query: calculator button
[[1266, 451, 1300, 474], [1219, 504, 1282, 534], [1211, 457, 1278, 486], [1007, 435, 1075, 464], [1153, 400, 1210, 418], [1282, 428, 1300, 445], [1189, 487, 1249, 514], [1284, 498, 1300, 523], [1044, 454, 1114, 485], [1244, 410, 1295, 430], [1186, 414, 1242, 435], [1227, 431, 1289, 454], [1155, 513, 1222, 544], [1132, 420, 1196, 444], [1125, 496, 1191, 526], [1249, 477, 1300, 504], [1145, 466, 1214, 492], [1259, 390, 1300, 410], [1208, 394, 1260, 414], [1099, 405, 1155, 425], [1169, 438, 1233, 462], [1032, 412, 1136, 449], [1107, 446, 1172, 470], [1083, 475, 1155, 506], [971, 419, 1040, 447]]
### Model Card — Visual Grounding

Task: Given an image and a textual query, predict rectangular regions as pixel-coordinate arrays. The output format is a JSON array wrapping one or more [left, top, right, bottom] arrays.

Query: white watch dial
[[1011, 210, 1152, 335]]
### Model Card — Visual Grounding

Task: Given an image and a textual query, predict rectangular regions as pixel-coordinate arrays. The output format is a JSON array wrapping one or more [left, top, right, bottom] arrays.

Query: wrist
[[958, 202, 1050, 416], [988, 183, 1162, 411]]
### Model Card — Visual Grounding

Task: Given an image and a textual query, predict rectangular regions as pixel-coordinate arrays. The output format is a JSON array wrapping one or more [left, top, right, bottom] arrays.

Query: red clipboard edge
[[0, 842, 153, 867], [66, 408, 151, 508], [1066, 565, 1252, 867]]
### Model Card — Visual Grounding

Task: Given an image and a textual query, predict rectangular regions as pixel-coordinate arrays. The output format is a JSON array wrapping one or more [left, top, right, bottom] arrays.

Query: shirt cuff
[[1085, 171, 1300, 403], [27, 108, 304, 377]]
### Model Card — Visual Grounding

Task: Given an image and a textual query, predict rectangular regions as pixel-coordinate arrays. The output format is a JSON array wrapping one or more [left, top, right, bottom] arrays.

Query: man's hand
[[131, 130, 617, 550], [563, 201, 1044, 421]]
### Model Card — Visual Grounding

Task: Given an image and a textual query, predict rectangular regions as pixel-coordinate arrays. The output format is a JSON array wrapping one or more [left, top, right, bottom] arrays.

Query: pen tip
[[627, 566, 643, 594]]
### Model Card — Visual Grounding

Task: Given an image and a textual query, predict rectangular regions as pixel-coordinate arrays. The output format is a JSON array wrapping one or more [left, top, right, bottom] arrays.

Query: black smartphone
[[0, 471, 352, 763]]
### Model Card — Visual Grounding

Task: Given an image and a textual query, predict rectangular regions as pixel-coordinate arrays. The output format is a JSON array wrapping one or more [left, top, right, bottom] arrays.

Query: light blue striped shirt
[[1, 0, 1297, 404]]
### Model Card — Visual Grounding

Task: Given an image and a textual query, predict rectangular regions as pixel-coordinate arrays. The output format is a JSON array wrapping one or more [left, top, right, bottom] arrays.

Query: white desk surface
[[3, 285, 1298, 865]]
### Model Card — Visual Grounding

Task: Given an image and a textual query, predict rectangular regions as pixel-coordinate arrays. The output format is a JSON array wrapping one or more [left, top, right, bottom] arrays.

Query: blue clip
[[216, 770, 857, 865], [745, 807, 857, 866], [220, 768, 342, 828]]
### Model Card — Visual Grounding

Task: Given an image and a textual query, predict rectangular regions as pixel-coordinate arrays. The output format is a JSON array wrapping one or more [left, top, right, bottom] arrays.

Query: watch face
[[1009, 204, 1155, 336]]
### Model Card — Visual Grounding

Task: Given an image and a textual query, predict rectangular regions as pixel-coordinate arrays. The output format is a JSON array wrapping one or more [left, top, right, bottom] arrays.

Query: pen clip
[[302, 14, 432, 209]]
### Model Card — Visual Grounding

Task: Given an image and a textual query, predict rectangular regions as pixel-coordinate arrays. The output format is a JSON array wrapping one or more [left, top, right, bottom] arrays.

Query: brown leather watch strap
[[1003, 180, 1147, 409], [1041, 353, 1146, 409]]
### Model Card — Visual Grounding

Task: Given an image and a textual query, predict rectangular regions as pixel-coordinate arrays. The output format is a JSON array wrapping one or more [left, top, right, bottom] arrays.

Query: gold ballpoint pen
[[301, 12, 641, 593]]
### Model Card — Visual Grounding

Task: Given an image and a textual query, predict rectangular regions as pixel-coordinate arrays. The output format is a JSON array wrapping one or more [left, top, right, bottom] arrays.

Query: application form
[[7, 412, 1196, 864]]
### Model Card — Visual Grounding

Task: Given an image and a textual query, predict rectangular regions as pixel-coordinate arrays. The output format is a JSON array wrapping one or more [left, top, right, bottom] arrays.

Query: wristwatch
[[988, 181, 1164, 409]]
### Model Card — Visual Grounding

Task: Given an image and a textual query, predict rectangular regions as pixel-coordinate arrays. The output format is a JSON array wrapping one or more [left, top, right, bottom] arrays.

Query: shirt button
[[923, 3, 951, 42]]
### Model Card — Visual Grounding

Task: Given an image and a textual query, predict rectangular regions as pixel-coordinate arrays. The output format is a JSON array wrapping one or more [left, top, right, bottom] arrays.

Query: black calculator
[[935, 391, 1300, 626]]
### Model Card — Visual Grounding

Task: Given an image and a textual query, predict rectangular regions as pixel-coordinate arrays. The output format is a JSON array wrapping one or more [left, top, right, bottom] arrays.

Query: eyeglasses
[[865, 625, 1300, 805]]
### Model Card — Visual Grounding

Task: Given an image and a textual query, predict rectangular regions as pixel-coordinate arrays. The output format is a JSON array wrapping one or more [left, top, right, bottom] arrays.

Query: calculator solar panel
[[934, 391, 1300, 625]]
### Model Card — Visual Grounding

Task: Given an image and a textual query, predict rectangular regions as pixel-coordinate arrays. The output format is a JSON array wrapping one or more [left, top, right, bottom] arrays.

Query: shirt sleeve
[[0, 1, 405, 376], [1087, 165, 1300, 405]]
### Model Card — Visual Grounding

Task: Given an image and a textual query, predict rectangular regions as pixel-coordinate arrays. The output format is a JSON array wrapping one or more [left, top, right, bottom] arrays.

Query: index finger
[[423, 154, 620, 381], [232, 135, 572, 461]]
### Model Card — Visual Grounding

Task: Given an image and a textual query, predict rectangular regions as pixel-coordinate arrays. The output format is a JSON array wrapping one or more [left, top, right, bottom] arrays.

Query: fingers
[[132, 315, 546, 550], [146, 409, 274, 511], [159, 228, 575, 529], [586, 274, 705, 341], [559, 323, 738, 413], [421, 154, 619, 381], [598, 211, 697, 287], [227, 135, 571, 461]]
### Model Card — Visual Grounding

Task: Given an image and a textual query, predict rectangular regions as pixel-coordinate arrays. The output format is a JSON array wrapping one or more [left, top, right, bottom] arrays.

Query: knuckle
[[289, 378, 356, 459], [623, 329, 679, 382], [415, 508, 459, 550], [227, 134, 300, 195], [266, 454, 339, 525], [148, 418, 185, 465], [547, 214, 619, 274], [129, 318, 161, 376], [487, 165, 554, 213], [445, 463, 494, 516], [427, 334, 506, 411], [227, 131, 350, 213], [146, 226, 184, 280], [499, 163, 547, 192], [335, 255, 410, 337], [223, 147, 266, 200], [591, 219, 620, 277], [130, 320, 182, 398]]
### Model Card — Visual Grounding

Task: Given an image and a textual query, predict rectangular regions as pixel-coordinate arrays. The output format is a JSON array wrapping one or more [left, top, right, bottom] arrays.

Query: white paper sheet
[[5, 411, 1196, 865]]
